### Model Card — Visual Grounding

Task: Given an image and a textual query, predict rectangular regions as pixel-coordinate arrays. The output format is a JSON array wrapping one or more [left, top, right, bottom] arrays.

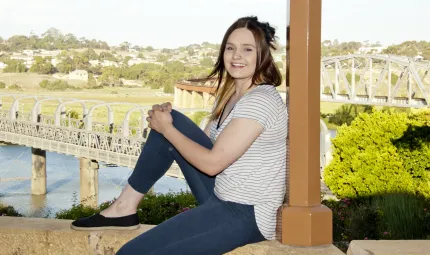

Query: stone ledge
[[347, 240, 430, 255], [0, 216, 345, 255]]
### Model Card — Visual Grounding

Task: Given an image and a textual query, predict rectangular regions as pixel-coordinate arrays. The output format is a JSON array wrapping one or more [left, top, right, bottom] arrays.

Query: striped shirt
[[210, 84, 288, 240]]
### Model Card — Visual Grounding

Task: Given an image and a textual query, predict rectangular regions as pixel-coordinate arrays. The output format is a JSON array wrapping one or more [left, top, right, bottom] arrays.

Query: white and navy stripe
[[210, 85, 289, 240]]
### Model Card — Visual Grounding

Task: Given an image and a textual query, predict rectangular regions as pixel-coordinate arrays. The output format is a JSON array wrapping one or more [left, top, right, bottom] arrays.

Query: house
[[23, 50, 34, 56], [0, 62, 7, 69], [414, 55, 424, 62], [101, 60, 119, 67], [69, 69, 88, 81], [127, 58, 146, 66], [89, 60, 100, 66]]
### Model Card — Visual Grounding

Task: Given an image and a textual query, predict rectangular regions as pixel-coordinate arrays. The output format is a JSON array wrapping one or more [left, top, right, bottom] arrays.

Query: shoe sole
[[70, 224, 141, 231]]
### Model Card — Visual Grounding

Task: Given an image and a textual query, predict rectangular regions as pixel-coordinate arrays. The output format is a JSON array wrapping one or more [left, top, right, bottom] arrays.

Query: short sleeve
[[232, 91, 279, 130]]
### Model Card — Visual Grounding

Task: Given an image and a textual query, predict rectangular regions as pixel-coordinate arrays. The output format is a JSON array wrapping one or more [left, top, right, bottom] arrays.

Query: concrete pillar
[[369, 58, 373, 100], [182, 90, 192, 108], [191, 91, 203, 108], [174, 87, 182, 108], [203, 92, 211, 108], [282, 0, 332, 246], [80, 158, 99, 208], [351, 58, 356, 99], [388, 62, 392, 103], [31, 148, 47, 195]]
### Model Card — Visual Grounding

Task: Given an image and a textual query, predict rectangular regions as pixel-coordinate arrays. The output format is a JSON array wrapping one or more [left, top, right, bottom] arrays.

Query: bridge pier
[[79, 158, 99, 208], [31, 148, 47, 195]]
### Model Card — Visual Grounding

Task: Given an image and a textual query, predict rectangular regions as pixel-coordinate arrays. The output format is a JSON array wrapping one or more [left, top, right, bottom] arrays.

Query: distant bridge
[[174, 54, 430, 108]]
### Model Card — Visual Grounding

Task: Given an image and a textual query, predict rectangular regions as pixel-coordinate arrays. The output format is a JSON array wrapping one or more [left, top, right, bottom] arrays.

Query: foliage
[[3, 60, 26, 73], [324, 109, 430, 199], [327, 104, 373, 126], [0, 82, 5, 89], [39, 79, 75, 91], [29, 56, 54, 74], [200, 57, 214, 68], [0, 203, 22, 217], [189, 111, 211, 127], [325, 193, 430, 252], [382, 41, 430, 59], [8, 84, 23, 91], [321, 40, 362, 57], [55, 191, 197, 225], [0, 28, 110, 52], [345, 73, 360, 84]]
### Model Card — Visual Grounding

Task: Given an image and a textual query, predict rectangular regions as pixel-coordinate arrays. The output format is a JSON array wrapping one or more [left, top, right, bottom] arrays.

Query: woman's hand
[[147, 104, 173, 135], [159, 102, 172, 112]]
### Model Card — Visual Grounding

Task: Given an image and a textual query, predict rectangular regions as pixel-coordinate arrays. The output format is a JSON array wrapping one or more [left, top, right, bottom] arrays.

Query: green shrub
[[190, 111, 210, 126], [324, 193, 430, 252], [55, 191, 197, 225], [371, 193, 429, 239], [327, 104, 373, 126], [0, 203, 22, 217], [346, 73, 360, 84], [324, 109, 430, 199], [39, 79, 74, 91], [0, 82, 5, 89], [8, 84, 22, 91]]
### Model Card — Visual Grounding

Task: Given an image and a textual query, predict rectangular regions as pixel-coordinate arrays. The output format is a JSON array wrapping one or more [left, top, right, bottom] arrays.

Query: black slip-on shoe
[[70, 213, 140, 231]]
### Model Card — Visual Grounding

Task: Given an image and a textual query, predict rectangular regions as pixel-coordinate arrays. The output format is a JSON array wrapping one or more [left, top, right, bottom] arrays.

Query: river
[[0, 145, 188, 217], [0, 129, 337, 217]]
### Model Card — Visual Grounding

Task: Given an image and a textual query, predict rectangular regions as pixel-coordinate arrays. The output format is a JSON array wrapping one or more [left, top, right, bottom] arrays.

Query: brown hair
[[207, 16, 283, 121]]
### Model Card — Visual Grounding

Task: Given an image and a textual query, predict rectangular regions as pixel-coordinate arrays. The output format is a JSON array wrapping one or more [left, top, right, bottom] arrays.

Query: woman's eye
[[226, 47, 234, 51], [245, 48, 253, 52]]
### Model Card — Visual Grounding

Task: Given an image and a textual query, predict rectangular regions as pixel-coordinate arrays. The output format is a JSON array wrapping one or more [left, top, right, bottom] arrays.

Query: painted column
[[191, 91, 204, 108], [31, 148, 47, 195], [282, 0, 332, 246], [80, 158, 99, 208], [182, 90, 192, 108], [174, 87, 182, 108]]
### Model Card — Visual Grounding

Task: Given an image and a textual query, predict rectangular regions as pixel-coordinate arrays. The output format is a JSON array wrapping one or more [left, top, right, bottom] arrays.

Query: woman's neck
[[233, 78, 254, 98]]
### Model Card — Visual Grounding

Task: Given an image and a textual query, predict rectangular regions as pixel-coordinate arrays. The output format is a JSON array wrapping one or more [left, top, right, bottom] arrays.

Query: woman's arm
[[163, 118, 263, 176], [203, 120, 213, 137]]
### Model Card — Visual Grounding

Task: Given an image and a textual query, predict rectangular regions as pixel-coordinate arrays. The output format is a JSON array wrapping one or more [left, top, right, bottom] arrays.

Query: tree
[[29, 56, 54, 74], [156, 54, 169, 63], [56, 57, 75, 73], [123, 56, 132, 66], [145, 46, 154, 52], [99, 66, 122, 87], [87, 74, 98, 88], [200, 57, 214, 68], [120, 42, 131, 52], [3, 60, 26, 73]]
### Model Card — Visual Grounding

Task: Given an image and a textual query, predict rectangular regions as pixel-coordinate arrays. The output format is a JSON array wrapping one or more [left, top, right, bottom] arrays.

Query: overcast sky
[[0, 0, 428, 48]]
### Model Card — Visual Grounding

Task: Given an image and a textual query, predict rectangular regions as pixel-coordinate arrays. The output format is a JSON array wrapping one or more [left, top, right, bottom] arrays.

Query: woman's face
[[223, 28, 257, 83]]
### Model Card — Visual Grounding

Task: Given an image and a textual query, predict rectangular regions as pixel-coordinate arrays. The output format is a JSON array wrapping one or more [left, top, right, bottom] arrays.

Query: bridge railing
[[0, 118, 146, 167]]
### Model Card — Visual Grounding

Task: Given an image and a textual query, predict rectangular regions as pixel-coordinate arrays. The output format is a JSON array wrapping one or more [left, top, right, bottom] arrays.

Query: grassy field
[[0, 72, 386, 127], [0, 73, 176, 125]]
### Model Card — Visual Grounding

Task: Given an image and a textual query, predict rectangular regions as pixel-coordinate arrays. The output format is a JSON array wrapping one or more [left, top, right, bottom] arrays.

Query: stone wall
[[0, 217, 344, 255]]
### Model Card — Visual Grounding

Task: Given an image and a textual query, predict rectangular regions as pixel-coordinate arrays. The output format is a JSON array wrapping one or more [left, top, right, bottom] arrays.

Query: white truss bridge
[[321, 54, 430, 107], [0, 94, 210, 179]]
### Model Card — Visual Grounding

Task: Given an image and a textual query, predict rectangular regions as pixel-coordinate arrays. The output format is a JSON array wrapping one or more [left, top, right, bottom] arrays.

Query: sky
[[0, 0, 429, 48]]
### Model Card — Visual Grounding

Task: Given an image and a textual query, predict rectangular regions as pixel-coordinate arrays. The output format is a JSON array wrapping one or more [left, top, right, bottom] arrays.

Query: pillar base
[[282, 204, 332, 246], [31, 148, 46, 195], [80, 158, 99, 208]]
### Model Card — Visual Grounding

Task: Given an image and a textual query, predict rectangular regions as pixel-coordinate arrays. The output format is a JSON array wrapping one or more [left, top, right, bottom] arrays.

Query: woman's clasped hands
[[146, 102, 173, 134]]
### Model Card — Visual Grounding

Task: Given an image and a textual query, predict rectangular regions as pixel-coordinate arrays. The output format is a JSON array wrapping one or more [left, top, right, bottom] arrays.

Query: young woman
[[71, 16, 288, 255]]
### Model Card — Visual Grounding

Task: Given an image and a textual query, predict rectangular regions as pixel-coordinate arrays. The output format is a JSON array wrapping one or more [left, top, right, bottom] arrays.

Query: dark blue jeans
[[117, 110, 265, 255]]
